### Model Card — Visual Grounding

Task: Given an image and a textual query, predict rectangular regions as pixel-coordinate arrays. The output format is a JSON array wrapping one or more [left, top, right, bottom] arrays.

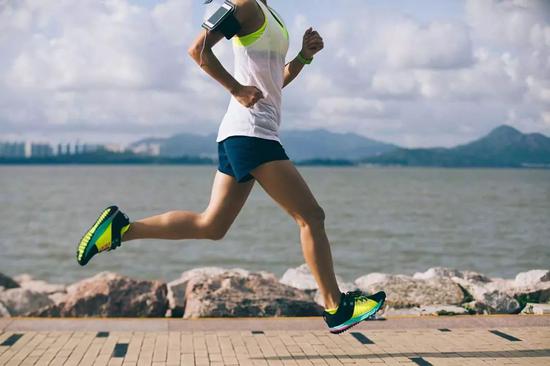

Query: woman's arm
[[187, 0, 263, 108], [283, 27, 324, 88]]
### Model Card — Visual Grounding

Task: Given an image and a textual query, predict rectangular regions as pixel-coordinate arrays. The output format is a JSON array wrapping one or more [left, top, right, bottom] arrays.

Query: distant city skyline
[[1, 0, 549, 148]]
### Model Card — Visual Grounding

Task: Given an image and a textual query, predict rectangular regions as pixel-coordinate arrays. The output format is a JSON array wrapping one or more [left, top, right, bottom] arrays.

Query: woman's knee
[[295, 205, 326, 229], [197, 213, 229, 241]]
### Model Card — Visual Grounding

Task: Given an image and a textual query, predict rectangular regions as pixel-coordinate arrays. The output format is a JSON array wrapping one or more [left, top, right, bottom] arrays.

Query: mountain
[[280, 129, 396, 161], [365, 125, 550, 167], [129, 129, 396, 161]]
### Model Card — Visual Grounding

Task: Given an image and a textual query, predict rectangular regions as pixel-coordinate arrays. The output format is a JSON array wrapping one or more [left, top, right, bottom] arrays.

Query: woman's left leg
[[250, 160, 341, 310]]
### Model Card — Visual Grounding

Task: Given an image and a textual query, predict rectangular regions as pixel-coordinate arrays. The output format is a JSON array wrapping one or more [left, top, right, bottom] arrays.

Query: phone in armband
[[202, 1, 241, 39]]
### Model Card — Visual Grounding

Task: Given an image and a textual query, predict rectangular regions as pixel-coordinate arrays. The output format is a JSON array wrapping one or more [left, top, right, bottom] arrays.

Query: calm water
[[0, 165, 548, 284]]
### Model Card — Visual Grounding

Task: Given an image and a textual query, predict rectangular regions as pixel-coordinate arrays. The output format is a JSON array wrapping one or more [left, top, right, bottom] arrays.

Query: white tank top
[[216, 0, 289, 143]]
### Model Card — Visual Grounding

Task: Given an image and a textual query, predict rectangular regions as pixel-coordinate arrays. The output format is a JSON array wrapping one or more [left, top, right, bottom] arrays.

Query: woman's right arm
[[187, 0, 263, 108]]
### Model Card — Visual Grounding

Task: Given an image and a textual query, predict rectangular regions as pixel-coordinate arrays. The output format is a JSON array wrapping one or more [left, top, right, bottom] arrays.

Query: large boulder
[[14, 274, 66, 295], [0, 273, 19, 289], [0, 302, 9, 317], [30, 272, 167, 317], [183, 269, 323, 318], [280, 264, 358, 307], [520, 303, 550, 315], [0, 288, 54, 316], [412, 267, 521, 314], [167, 267, 254, 317], [355, 273, 465, 308], [413, 267, 491, 283], [508, 270, 550, 305], [280, 264, 321, 290]]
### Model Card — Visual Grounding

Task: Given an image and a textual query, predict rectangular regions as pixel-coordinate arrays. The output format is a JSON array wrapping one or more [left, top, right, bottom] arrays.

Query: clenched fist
[[301, 27, 324, 59], [232, 84, 264, 108]]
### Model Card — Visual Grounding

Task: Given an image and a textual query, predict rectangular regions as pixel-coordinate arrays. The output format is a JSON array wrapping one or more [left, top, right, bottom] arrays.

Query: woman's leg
[[250, 160, 341, 310], [122, 171, 255, 242]]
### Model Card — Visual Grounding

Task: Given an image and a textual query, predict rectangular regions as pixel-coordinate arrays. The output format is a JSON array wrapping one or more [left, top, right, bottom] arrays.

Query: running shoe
[[323, 290, 386, 334], [76, 205, 131, 266]]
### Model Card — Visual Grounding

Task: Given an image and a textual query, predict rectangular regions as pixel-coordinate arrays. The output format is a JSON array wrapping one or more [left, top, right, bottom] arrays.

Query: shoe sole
[[329, 298, 385, 335], [76, 206, 118, 266]]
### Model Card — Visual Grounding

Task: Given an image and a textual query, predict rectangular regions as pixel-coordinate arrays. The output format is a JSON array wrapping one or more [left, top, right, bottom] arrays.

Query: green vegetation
[[365, 125, 550, 168], [0, 150, 214, 165]]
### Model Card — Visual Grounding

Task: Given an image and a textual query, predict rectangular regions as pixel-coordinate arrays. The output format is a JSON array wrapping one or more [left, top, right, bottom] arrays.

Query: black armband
[[202, 1, 241, 40]]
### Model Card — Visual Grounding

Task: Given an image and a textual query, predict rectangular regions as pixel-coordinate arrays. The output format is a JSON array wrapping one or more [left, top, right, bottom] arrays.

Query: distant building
[[103, 143, 124, 153], [57, 143, 63, 156], [31, 143, 54, 157], [130, 143, 161, 156], [25, 141, 32, 157], [82, 144, 101, 153], [65, 143, 71, 155], [0, 142, 26, 158]]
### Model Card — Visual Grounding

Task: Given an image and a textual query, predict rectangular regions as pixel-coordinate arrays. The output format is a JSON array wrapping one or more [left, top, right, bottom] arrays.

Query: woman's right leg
[[122, 171, 255, 242]]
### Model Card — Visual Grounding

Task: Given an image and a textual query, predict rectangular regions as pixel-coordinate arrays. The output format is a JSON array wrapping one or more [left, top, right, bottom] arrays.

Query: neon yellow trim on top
[[268, 6, 289, 41], [233, 14, 268, 47]]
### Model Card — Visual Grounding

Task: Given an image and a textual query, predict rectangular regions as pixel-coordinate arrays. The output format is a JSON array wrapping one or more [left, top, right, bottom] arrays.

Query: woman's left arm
[[283, 27, 324, 88]]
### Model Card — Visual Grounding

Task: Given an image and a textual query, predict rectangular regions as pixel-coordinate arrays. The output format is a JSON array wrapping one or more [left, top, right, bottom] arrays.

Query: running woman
[[76, 0, 385, 334]]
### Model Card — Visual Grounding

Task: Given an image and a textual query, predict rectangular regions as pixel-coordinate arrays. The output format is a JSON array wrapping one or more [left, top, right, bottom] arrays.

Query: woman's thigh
[[202, 170, 255, 228], [250, 160, 322, 221]]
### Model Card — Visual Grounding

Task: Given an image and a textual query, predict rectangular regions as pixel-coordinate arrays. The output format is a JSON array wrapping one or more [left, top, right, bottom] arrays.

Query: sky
[[0, 0, 549, 148]]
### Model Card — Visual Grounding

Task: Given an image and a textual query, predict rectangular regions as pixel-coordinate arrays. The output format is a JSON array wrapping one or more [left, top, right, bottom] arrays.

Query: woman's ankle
[[324, 293, 342, 310]]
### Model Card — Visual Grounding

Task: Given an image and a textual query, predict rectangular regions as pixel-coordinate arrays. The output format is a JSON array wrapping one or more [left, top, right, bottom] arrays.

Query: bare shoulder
[[232, 0, 260, 25]]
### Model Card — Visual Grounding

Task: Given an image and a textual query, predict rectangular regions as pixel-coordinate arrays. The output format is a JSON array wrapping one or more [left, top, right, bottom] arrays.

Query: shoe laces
[[345, 290, 371, 304]]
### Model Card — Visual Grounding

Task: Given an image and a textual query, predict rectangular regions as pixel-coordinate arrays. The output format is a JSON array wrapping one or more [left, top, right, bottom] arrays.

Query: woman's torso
[[217, 0, 290, 143]]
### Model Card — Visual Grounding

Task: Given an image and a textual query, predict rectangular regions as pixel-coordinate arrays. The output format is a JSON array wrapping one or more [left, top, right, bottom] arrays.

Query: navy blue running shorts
[[217, 136, 290, 183]]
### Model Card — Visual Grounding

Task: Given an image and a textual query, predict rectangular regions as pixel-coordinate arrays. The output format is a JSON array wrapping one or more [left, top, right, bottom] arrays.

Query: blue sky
[[0, 0, 548, 147]]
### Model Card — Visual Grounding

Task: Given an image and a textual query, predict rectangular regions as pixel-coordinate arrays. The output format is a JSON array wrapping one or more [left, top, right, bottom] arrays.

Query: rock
[[167, 267, 262, 318], [13, 274, 66, 295], [280, 264, 320, 290], [514, 270, 550, 288], [463, 285, 520, 314], [355, 273, 392, 290], [413, 267, 524, 314], [183, 270, 322, 318], [520, 303, 550, 315], [413, 267, 491, 283], [280, 263, 350, 291], [0, 288, 54, 316], [0, 273, 20, 289], [456, 270, 550, 312], [21, 280, 66, 295], [14, 273, 33, 284], [0, 302, 10, 317], [354, 274, 465, 308], [384, 305, 469, 316], [48, 292, 67, 306], [508, 270, 550, 305], [30, 272, 167, 317], [313, 282, 358, 307], [280, 264, 361, 307]]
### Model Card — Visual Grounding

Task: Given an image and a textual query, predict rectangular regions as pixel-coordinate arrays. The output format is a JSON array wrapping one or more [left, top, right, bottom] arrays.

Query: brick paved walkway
[[0, 316, 549, 365]]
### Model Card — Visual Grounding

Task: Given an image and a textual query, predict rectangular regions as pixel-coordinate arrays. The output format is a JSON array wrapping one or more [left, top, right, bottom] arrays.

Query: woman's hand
[[301, 27, 324, 59], [231, 84, 264, 108]]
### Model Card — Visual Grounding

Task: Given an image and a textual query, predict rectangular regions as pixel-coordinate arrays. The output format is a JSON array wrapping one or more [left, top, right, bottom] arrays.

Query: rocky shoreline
[[1, 266, 549, 318]]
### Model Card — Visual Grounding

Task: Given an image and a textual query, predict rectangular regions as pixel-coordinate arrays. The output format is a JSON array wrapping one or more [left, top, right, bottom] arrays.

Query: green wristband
[[297, 52, 313, 65]]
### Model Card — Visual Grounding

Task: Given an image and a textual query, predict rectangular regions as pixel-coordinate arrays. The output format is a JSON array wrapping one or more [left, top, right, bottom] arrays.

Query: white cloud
[[0, 0, 549, 147]]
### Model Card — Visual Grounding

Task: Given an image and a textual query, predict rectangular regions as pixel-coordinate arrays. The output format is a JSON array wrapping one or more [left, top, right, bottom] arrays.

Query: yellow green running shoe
[[76, 205, 131, 266], [323, 290, 386, 334]]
